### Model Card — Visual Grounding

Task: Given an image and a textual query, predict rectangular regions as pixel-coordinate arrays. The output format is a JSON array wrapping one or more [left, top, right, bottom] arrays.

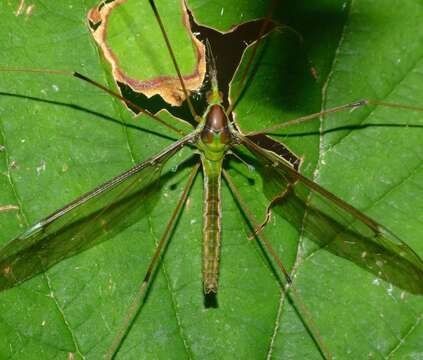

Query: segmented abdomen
[[201, 158, 222, 294]]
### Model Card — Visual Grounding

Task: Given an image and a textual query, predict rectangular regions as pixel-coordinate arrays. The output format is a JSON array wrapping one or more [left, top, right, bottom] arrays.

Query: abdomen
[[201, 157, 223, 294]]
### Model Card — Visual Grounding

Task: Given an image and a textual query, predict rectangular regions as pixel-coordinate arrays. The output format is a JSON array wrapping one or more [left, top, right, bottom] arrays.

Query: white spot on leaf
[[36, 160, 46, 175], [372, 278, 380, 286], [15, 0, 25, 16]]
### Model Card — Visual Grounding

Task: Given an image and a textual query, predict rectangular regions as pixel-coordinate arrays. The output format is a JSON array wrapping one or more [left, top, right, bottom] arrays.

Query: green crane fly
[[1, 0, 423, 358], [197, 81, 233, 294]]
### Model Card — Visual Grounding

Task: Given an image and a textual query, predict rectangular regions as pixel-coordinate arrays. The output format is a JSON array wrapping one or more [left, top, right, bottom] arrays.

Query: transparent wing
[[0, 133, 195, 291], [236, 133, 423, 294]]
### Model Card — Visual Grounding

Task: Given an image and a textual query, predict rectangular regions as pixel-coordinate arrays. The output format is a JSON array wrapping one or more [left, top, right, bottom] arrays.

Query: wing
[[0, 133, 196, 291], [235, 133, 423, 294]]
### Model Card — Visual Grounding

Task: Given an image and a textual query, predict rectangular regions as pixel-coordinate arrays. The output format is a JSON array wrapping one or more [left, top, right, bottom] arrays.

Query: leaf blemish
[[2, 266, 12, 278], [0, 205, 19, 213], [36, 160, 46, 175], [25, 4, 34, 17], [108, 277, 114, 291], [372, 278, 381, 286], [186, 196, 191, 210], [14, 0, 25, 16], [15, 0, 34, 18], [9, 160, 18, 170]]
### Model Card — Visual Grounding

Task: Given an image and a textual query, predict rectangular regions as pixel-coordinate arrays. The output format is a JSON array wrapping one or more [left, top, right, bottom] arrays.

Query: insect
[[1, 0, 423, 359]]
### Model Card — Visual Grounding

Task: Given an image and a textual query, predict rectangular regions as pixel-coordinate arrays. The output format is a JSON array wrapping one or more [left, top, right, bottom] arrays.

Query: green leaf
[[88, 0, 206, 106], [0, 0, 422, 359]]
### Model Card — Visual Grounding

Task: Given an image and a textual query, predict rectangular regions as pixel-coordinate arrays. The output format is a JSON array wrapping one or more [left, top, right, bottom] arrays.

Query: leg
[[105, 163, 199, 359], [223, 169, 333, 360]]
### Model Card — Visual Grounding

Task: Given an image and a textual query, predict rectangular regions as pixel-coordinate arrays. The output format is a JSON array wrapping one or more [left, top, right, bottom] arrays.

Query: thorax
[[197, 104, 232, 162]]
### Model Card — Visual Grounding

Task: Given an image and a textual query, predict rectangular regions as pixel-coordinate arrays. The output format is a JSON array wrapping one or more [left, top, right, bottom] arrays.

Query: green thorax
[[196, 82, 232, 162]]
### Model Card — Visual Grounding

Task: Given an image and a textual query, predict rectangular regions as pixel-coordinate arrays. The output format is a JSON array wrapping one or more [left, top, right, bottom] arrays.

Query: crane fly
[[0, 0, 423, 359]]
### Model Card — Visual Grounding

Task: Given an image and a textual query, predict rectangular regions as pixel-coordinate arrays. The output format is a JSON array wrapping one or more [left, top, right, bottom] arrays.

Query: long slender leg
[[0, 68, 187, 136], [148, 0, 199, 122], [105, 162, 200, 359], [223, 170, 291, 284], [247, 99, 423, 136], [223, 170, 332, 360]]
